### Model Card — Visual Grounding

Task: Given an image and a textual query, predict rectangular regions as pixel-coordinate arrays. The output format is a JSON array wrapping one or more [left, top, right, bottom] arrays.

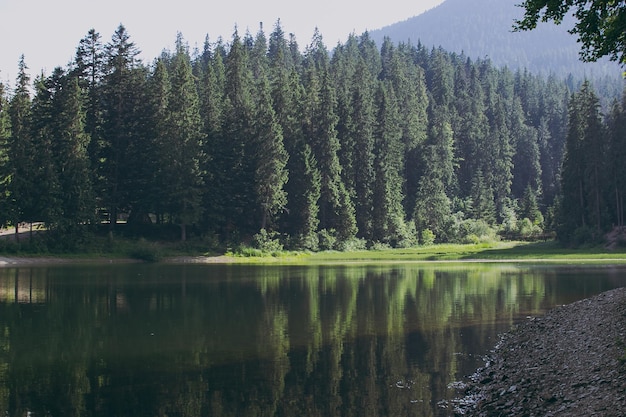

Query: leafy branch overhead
[[515, 0, 626, 64]]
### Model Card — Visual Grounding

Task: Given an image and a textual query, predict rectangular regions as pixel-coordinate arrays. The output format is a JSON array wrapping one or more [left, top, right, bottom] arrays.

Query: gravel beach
[[455, 287, 626, 416]]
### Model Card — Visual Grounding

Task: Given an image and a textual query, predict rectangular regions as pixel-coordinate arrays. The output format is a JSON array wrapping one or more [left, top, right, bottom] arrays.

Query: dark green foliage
[[515, 0, 626, 65], [2, 21, 624, 251], [414, 109, 455, 242], [252, 64, 288, 231], [371, 81, 409, 245], [163, 37, 205, 241], [7, 56, 35, 234], [558, 81, 607, 244], [100, 24, 143, 233], [0, 81, 10, 228]]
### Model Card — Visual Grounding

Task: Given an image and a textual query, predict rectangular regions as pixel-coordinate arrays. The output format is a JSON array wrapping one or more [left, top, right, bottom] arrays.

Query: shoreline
[[0, 254, 625, 267], [454, 287, 626, 416]]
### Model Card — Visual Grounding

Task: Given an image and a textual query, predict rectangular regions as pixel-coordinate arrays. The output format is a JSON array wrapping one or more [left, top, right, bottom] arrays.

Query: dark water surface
[[0, 262, 625, 416]]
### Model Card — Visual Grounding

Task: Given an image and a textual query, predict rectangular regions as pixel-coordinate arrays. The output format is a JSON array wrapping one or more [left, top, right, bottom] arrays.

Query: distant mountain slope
[[369, 0, 621, 78]]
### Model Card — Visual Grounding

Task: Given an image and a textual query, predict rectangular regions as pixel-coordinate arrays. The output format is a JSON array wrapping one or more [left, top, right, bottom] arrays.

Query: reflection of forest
[[0, 263, 622, 416]]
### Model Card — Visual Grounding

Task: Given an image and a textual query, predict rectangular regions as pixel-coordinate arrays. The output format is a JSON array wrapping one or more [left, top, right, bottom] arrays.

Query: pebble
[[453, 287, 626, 416]]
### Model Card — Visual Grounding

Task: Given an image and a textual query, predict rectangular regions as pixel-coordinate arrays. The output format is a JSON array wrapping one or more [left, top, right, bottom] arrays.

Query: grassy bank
[[213, 240, 626, 264], [2, 231, 626, 264], [296, 241, 626, 264]]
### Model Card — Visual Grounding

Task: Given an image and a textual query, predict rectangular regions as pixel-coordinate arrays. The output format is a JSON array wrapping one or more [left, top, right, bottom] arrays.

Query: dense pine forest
[[0, 22, 625, 251]]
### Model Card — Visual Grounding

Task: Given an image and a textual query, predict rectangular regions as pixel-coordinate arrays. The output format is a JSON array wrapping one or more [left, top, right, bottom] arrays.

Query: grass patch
[[3, 234, 626, 265], [299, 241, 626, 264]]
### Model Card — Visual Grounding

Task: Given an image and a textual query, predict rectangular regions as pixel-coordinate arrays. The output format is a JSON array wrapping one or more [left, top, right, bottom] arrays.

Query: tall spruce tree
[[219, 29, 257, 238], [52, 72, 96, 235], [371, 81, 409, 245], [346, 57, 376, 240], [29, 72, 61, 229], [101, 24, 142, 234], [303, 30, 356, 242], [73, 28, 104, 160], [145, 58, 172, 224], [391, 44, 429, 219], [268, 29, 320, 246], [607, 93, 626, 227], [197, 43, 226, 234], [414, 107, 455, 242], [511, 98, 542, 199], [0, 80, 10, 227], [252, 64, 289, 231], [558, 81, 605, 242], [165, 36, 205, 241], [7, 56, 34, 239]]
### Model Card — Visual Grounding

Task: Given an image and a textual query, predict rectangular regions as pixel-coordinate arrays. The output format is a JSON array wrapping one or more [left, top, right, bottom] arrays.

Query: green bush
[[394, 219, 418, 248], [252, 229, 283, 253], [318, 229, 337, 251], [336, 237, 367, 251], [420, 229, 436, 246], [458, 218, 497, 243], [370, 241, 392, 251], [128, 238, 163, 262]]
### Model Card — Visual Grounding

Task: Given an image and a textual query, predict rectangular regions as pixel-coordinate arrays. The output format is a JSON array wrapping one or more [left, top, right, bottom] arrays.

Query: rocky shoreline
[[454, 287, 626, 416]]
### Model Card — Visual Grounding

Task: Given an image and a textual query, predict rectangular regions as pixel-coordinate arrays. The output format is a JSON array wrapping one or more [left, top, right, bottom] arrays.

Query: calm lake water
[[0, 262, 625, 416]]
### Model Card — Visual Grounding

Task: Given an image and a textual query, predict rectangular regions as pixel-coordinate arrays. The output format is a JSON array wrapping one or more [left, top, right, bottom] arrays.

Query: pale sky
[[0, 0, 444, 85]]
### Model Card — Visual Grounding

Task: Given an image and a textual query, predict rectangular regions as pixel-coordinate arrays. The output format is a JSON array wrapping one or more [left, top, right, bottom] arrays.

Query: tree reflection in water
[[0, 263, 622, 416]]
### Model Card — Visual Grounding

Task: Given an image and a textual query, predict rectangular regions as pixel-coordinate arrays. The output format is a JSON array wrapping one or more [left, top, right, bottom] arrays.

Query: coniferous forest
[[1, 22, 625, 251]]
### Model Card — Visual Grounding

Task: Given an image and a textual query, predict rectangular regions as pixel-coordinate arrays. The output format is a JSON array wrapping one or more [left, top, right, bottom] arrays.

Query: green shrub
[[420, 229, 436, 246], [252, 229, 283, 253], [318, 229, 337, 251], [458, 218, 497, 243], [336, 237, 367, 252], [298, 232, 319, 251], [371, 241, 391, 251], [128, 238, 163, 262]]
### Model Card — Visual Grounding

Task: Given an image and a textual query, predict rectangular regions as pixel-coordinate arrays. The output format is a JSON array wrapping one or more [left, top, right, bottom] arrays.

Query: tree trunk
[[594, 166, 601, 232], [180, 224, 187, 242], [579, 179, 585, 227], [616, 187, 622, 228]]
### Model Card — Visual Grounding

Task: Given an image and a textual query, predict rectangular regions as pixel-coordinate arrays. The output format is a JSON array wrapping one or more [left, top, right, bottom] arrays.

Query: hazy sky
[[0, 0, 444, 84]]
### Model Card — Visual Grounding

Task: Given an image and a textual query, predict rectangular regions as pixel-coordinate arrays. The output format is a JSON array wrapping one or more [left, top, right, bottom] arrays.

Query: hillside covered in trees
[[369, 0, 621, 79], [0, 22, 624, 251]]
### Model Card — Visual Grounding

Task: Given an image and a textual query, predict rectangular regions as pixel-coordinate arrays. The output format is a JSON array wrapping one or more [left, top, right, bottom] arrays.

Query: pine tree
[[7, 56, 34, 239], [101, 24, 142, 234], [346, 57, 376, 240], [72, 29, 105, 208], [454, 59, 492, 218], [165, 36, 205, 241], [511, 98, 542, 198], [558, 81, 605, 242], [143, 58, 170, 226], [581, 84, 606, 234], [414, 107, 455, 242], [303, 31, 356, 242], [218, 29, 257, 238], [483, 69, 514, 219], [29, 72, 61, 228], [253, 65, 288, 231], [268, 30, 320, 246], [0, 80, 10, 227], [389, 44, 429, 218], [53, 73, 96, 234], [607, 93, 626, 227], [371, 81, 408, 245], [519, 185, 544, 227], [539, 75, 569, 207], [196, 43, 226, 234]]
